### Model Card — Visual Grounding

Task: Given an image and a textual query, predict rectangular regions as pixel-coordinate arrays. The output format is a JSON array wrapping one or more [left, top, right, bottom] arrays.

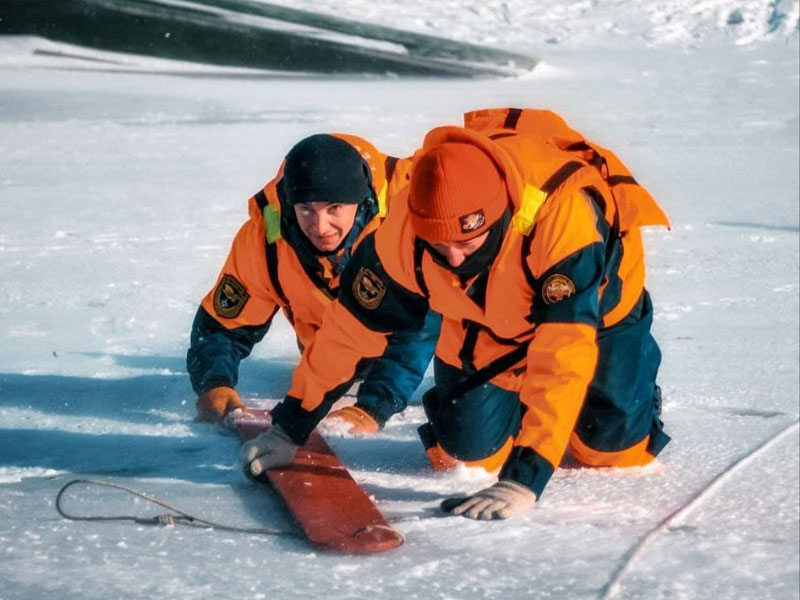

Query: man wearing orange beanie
[[244, 108, 670, 520]]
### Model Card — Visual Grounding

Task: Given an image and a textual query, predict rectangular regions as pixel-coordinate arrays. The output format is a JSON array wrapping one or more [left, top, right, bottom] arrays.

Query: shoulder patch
[[213, 274, 250, 318], [542, 274, 575, 305], [352, 267, 386, 310]]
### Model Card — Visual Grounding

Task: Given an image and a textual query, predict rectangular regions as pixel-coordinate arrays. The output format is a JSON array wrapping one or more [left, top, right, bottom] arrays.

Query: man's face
[[428, 231, 491, 268], [294, 201, 360, 252]]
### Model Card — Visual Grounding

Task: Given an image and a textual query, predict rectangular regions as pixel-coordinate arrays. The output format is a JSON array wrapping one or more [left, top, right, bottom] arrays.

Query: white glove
[[440, 480, 536, 520], [240, 424, 299, 478]]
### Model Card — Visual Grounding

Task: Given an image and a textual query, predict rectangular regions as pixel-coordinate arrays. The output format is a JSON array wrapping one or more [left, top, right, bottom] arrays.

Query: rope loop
[[55, 478, 300, 538]]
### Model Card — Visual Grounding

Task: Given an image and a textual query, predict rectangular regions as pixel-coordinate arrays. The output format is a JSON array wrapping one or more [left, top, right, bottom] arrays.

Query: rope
[[55, 478, 300, 538], [599, 419, 800, 600]]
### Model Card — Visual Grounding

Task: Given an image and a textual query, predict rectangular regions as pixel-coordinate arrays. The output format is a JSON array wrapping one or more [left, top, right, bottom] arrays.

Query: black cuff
[[500, 447, 555, 499], [269, 396, 324, 445], [270, 370, 361, 445]]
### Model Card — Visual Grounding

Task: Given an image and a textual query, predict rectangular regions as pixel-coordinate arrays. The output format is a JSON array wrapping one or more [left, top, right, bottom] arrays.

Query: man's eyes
[[297, 204, 346, 215]]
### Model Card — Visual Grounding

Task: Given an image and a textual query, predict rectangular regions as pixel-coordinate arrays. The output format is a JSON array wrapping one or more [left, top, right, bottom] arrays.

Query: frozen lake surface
[[1, 2, 798, 598]]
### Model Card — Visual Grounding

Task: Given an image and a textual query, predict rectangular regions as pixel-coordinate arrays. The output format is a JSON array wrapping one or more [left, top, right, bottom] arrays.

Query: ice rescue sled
[[231, 408, 403, 554]]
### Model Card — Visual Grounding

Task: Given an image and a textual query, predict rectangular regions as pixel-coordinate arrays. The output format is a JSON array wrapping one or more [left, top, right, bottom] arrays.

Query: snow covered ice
[[1, 1, 798, 599]]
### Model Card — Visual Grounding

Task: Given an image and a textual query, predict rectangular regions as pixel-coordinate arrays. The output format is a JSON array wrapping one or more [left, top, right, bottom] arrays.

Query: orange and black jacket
[[270, 109, 668, 496], [187, 135, 413, 410]]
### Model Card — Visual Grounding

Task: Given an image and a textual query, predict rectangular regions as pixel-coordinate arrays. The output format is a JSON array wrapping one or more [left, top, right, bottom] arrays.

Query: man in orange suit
[[188, 133, 440, 434], [241, 109, 670, 520]]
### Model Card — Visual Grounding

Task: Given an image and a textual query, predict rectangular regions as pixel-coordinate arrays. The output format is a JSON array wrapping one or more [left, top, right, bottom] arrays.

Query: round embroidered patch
[[352, 266, 386, 310], [213, 274, 250, 318], [542, 274, 575, 305], [459, 210, 486, 233]]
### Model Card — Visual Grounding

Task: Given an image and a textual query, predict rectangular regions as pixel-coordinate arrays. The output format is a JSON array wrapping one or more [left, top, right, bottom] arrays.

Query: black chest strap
[[264, 240, 295, 325]]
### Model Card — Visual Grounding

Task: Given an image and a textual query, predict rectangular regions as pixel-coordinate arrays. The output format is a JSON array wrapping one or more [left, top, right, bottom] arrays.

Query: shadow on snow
[[0, 352, 296, 422]]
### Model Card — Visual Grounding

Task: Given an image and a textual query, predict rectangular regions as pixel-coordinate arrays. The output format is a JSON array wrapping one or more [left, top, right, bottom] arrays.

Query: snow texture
[[0, 1, 799, 599], [271, 0, 800, 49]]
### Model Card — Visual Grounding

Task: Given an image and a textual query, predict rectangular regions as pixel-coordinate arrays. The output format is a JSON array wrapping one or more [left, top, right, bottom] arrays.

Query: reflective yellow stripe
[[377, 182, 388, 217], [511, 184, 548, 235], [263, 204, 282, 243]]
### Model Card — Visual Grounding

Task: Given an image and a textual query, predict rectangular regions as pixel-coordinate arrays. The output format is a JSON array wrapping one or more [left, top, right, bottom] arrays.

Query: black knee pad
[[420, 381, 521, 462]]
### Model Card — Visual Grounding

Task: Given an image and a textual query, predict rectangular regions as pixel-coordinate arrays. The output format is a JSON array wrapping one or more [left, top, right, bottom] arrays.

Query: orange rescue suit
[[272, 110, 668, 485], [199, 135, 411, 353]]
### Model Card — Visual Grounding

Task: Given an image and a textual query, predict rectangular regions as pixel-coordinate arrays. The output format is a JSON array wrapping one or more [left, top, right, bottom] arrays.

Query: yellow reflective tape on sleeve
[[263, 204, 282, 243], [511, 184, 548, 235], [377, 182, 388, 217]]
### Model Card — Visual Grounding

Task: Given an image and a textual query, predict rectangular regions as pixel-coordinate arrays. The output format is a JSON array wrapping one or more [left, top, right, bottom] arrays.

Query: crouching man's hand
[[440, 480, 536, 520], [240, 424, 299, 478], [196, 386, 246, 422]]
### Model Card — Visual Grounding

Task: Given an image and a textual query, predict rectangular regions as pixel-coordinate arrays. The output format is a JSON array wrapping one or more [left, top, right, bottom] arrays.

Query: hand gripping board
[[230, 408, 403, 553]]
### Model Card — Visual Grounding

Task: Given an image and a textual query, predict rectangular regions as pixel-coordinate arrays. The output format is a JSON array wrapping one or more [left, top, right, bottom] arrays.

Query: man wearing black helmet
[[187, 133, 440, 434]]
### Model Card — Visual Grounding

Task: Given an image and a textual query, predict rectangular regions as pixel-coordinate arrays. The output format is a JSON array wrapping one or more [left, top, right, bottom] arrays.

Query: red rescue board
[[229, 408, 404, 553]]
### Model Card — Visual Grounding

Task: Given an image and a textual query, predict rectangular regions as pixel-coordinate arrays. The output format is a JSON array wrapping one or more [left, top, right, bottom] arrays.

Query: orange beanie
[[408, 143, 508, 242]]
